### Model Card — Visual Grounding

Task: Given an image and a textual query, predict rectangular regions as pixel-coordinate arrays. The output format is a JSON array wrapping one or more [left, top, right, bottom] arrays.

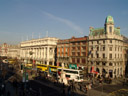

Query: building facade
[[20, 37, 59, 66], [0, 43, 8, 57], [7, 44, 20, 59], [57, 36, 88, 69], [88, 15, 125, 78], [57, 39, 70, 67]]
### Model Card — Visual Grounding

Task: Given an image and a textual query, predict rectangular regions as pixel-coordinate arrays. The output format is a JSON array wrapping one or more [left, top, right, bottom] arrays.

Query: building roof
[[90, 27, 105, 36], [89, 15, 120, 36], [90, 27, 120, 36]]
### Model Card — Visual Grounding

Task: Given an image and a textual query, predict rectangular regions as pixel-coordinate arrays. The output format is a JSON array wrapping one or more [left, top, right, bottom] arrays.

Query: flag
[[88, 50, 92, 56]]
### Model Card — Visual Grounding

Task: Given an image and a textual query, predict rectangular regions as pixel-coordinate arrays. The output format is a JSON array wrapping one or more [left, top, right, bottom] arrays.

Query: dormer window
[[109, 26, 112, 33]]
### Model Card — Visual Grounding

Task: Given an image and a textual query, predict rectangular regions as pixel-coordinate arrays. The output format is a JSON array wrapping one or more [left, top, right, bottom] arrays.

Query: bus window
[[66, 75, 70, 78]]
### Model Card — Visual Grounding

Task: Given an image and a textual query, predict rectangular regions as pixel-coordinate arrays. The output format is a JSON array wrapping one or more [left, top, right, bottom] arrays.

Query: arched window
[[109, 26, 112, 33]]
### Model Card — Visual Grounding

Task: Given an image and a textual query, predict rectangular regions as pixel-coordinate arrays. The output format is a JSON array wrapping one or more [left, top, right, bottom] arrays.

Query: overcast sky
[[0, 0, 128, 44]]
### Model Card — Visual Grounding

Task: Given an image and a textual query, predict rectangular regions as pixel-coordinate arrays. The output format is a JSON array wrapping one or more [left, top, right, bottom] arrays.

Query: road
[[1, 61, 128, 96]]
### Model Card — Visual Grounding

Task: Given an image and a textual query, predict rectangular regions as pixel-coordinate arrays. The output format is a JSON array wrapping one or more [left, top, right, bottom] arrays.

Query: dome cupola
[[105, 15, 114, 24]]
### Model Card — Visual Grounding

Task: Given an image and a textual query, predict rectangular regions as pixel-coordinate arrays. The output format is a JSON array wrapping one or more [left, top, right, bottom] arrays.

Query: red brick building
[[57, 36, 88, 69]]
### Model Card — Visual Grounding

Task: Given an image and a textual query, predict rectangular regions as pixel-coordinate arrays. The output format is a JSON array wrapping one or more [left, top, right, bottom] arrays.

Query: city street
[[1, 61, 128, 96]]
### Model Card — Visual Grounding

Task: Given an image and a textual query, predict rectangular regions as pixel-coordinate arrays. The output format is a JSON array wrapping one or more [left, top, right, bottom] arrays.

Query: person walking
[[79, 84, 82, 91], [85, 85, 88, 94]]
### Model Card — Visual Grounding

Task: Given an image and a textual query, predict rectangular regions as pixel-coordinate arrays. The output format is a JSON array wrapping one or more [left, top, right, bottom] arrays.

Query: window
[[82, 42, 86, 45], [72, 52, 75, 56], [77, 52, 80, 56], [109, 47, 112, 51], [103, 40, 105, 44], [82, 46, 86, 50], [103, 54, 105, 58], [109, 54, 112, 59], [72, 58, 75, 63], [109, 63, 112, 66], [103, 62, 106, 66], [77, 58, 80, 63], [109, 26, 112, 33], [77, 47, 80, 50], [91, 47, 93, 51], [97, 41, 99, 44], [91, 54, 93, 58], [96, 54, 99, 58], [96, 62, 99, 65], [82, 52, 86, 56], [82, 59, 85, 63], [97, 47, 99, 51], [103, 47, 105, 51], [92, 41, 93, 44], [110, 40, 112, 43], [72, 47, 75, 50]]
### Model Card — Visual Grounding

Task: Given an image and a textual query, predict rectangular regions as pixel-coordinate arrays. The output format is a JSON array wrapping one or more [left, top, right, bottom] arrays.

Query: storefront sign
[[69, 64, 77, 69]]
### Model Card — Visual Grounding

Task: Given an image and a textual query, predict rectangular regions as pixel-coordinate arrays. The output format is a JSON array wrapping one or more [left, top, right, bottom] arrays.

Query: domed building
[[88, 15, 125, 78]]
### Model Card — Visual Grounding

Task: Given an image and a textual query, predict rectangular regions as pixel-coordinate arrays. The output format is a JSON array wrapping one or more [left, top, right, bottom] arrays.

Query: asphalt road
[[1, 62, 128, 96]]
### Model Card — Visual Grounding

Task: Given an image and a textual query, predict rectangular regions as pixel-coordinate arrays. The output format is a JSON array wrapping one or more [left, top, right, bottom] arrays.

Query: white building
[[7, 45, 20, 59], [20, 37, 59, 65], [88, 15, 125, 78], [0, 43, 8, 57]]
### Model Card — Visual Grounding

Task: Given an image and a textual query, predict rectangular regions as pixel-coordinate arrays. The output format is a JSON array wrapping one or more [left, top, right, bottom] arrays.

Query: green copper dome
[[105, 15, 114, 24]]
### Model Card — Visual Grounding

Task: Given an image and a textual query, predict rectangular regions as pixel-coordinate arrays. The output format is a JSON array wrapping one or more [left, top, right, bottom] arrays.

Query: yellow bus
[[37, 64, 48, 72], [8, 59, 16, 64], [48, 65, 60, 73], [26, 63, 33, 68]]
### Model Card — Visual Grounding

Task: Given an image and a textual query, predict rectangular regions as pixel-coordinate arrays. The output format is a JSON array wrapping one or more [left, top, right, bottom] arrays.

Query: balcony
[[88, 58, 96, 61], [100, 58, 107, 61]]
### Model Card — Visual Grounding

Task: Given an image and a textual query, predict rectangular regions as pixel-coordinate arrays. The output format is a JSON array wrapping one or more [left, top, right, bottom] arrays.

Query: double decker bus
[[57, 68, 84, 82]]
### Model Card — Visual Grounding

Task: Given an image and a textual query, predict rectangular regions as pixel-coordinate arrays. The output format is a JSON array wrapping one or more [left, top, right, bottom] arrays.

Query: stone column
[[47, 47, 49, 65]]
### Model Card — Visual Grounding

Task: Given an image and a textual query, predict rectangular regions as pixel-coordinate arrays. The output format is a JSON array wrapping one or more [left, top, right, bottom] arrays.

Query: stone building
[[88, 15, 125, 78], [20, 37, 59, 66], [7, 44, 20, 59], [0, 43, 9, 57]]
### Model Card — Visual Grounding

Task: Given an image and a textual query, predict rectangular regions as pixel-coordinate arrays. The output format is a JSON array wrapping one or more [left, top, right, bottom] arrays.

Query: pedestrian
[[99, 78, 102, 85], [85, 85, 88, 93], [88, 83, 92, 89], [79, 84, 82, 91]]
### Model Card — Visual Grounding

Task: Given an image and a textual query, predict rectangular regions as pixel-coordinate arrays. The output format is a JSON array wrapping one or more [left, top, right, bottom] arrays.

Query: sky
[[0, 0, 128, 44]]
